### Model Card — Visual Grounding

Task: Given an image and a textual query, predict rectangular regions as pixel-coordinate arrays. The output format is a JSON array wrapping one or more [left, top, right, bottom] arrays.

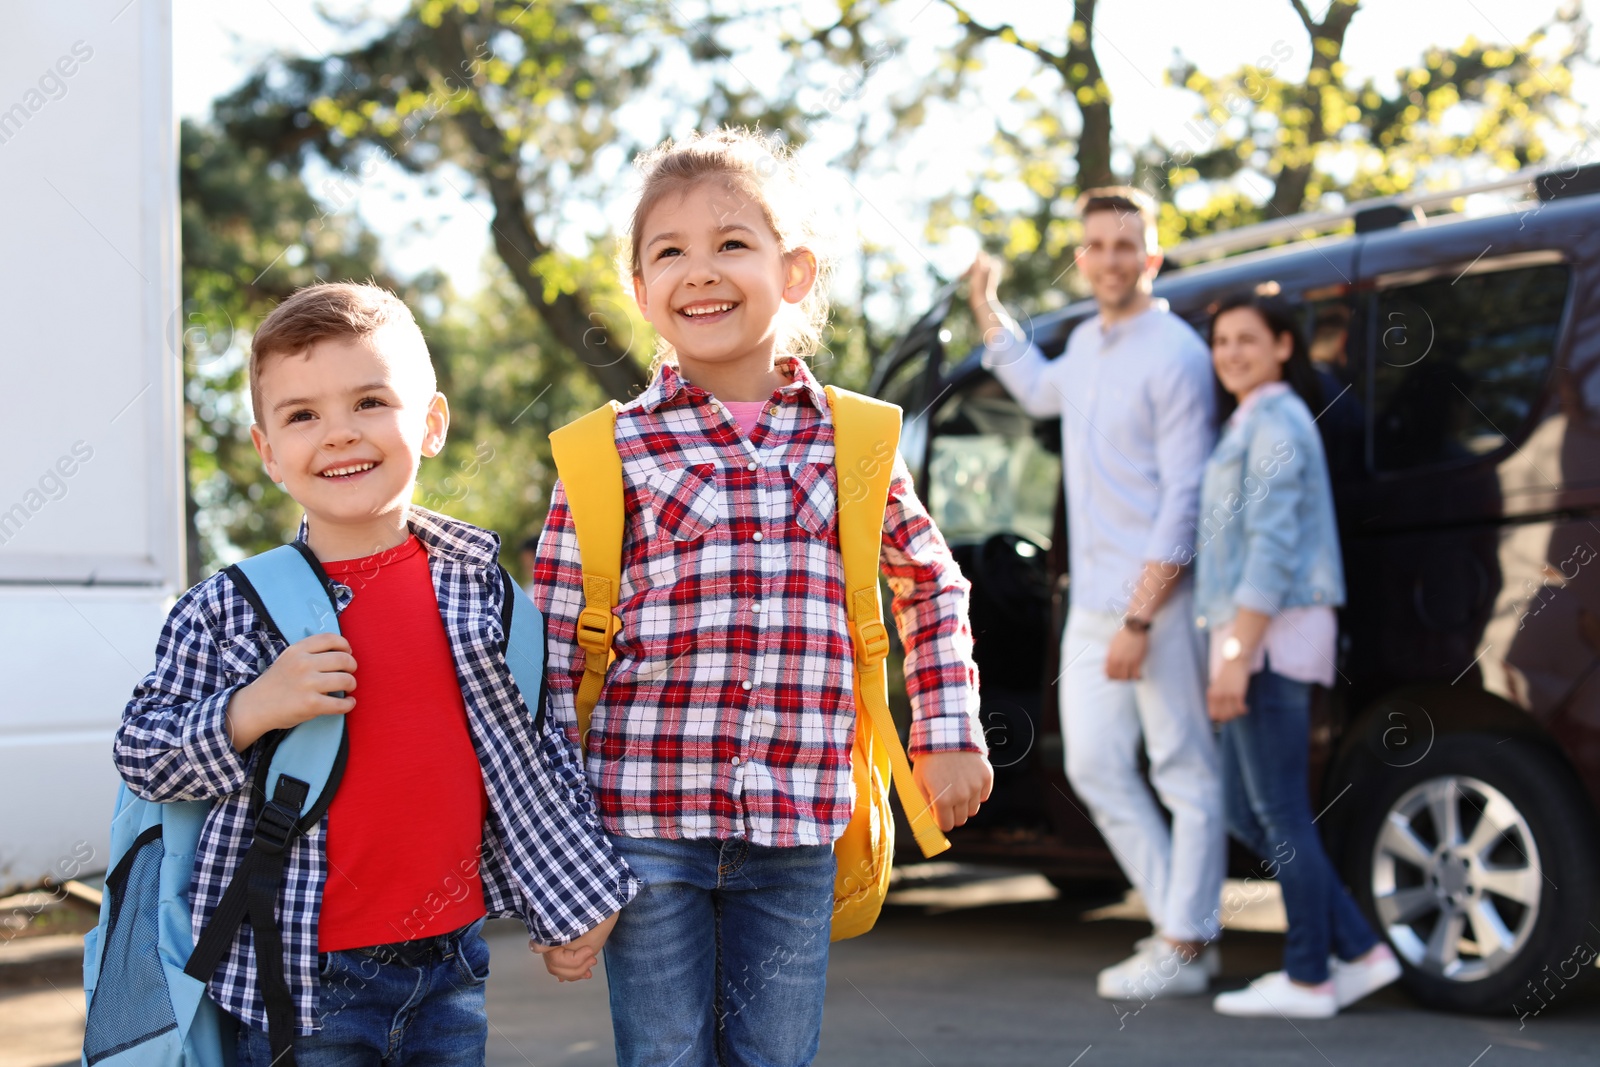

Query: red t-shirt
[[316, 535, 489, 951]]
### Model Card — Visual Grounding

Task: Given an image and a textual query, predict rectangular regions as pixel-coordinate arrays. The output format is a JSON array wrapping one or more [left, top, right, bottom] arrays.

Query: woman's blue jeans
[[603, 835, 835, 1067], [1219, 669, 1379, 983]]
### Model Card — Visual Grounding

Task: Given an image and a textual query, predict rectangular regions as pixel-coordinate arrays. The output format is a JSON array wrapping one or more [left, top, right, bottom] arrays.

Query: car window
[[876, 348, 933, 413], [1371, 261, 1569, 472], [926, 378, 1061, 549]]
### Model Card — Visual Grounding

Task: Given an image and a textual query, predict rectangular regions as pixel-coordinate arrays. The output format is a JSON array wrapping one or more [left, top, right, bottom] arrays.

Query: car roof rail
[[1165, 163, 1599, 267], [1536, 164, 1600, 202]]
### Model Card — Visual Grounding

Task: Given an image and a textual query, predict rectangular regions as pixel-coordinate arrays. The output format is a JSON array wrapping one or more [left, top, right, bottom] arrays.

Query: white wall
[[0, 0, 180, 890]]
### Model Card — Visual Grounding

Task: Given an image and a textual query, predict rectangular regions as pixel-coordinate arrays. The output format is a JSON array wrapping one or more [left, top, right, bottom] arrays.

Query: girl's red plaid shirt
[[530, 358, 986, 848]]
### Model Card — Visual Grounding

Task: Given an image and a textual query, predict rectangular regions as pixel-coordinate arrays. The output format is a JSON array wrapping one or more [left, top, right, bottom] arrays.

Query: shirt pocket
[[648, 463, 720, 542], [789, 462, 838, 539], [217, 630, 278, 684]]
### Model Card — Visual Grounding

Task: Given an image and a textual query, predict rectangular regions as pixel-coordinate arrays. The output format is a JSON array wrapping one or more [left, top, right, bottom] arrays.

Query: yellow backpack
[[548, 385, 950, 940]]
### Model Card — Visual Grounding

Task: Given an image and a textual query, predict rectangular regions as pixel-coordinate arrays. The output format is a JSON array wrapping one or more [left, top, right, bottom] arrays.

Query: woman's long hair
[[1206, 288, 1324, 426]]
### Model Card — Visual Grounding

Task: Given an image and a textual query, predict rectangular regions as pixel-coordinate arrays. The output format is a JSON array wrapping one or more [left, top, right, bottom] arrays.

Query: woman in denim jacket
[[1197, 291, 1400, 1018]]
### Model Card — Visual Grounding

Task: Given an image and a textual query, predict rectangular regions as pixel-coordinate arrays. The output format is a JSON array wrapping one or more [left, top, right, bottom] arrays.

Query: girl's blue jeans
[[603, 835, 835, 1067], [1220, 668, 1380, 983]]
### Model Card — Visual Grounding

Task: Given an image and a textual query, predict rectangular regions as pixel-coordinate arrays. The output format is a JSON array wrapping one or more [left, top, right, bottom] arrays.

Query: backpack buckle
[[251, 799, 300, 855], [576, 606, 620, 655], [853, 619, 890, 666]]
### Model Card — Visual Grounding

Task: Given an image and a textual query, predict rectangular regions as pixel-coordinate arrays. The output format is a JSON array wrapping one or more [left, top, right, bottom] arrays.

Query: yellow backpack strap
[[825, 386, 951, 859], [548, 401, 623, 751]]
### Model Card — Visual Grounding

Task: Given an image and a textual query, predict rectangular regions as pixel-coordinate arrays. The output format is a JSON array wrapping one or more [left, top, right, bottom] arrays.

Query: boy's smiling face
[[632, 178, 816, 381], [249, 328, 448, 561]]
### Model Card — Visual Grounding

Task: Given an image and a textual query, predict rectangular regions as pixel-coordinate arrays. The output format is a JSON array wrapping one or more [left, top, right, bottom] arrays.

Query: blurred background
[[164, 0, 1596, 575]]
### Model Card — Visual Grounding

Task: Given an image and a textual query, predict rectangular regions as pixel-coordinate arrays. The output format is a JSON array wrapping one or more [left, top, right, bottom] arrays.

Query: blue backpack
[[81, 543, 548, 1067]]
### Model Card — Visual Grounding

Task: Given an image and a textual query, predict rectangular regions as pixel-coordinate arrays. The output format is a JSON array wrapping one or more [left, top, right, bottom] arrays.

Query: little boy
[[114, 283, 636, 1065]]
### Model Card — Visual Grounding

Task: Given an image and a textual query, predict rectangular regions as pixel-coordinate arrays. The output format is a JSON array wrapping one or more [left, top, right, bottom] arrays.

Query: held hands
[[224, 633, 357, 752], [912, 751, 994, 832], [532, 911, 620, 982], [1207, 659, 1252, 723]]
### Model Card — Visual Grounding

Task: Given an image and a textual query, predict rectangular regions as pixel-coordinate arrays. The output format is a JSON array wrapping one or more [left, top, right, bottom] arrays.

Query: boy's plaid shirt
[[113, 509, 639, 1035], [530, 359, 985, 848]]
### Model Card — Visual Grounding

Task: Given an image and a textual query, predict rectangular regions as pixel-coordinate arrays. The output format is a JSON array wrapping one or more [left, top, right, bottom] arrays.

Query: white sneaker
[[1135, 933, 1221, 978], [1331, 944, 1402, 1009], [1213, 971, 1337, 1018], [1097, 938, 1211, 1000]]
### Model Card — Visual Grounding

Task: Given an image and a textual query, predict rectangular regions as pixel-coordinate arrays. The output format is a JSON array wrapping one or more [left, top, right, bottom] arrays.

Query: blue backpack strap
[[185, 543, 346, 1067], [232, 544, 347, 803], [499, 567, 548, 733]]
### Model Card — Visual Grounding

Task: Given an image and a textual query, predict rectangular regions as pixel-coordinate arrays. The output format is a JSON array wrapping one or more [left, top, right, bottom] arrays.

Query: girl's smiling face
[[632, 178, 816, 382]]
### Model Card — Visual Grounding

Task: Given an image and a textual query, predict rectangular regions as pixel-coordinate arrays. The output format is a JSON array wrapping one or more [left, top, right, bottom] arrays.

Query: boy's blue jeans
[[1219, 669, 1379, 983], [604, 835, 835, 1067], [236, 918, 490, 1066]]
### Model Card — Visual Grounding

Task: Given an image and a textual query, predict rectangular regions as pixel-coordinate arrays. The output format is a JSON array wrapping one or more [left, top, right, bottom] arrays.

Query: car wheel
[[1344, 734, 1599, 1013]]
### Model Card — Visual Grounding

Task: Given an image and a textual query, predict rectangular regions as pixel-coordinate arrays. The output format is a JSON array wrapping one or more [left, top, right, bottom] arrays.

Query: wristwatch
[[1221, 635, 1244, 662], [1122, 616, 1152, 634]]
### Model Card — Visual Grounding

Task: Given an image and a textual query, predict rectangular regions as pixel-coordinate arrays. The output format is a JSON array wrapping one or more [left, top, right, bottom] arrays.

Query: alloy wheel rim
[[1371, 774, 1541, 982]]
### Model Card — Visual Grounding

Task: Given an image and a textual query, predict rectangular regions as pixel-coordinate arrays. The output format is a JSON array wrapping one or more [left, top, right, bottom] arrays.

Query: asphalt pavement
[[5, 869, 1596, 1067], [481, 878, 1598, 1067]]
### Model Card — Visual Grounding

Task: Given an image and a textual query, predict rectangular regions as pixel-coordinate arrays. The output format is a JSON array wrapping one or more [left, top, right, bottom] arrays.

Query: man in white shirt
[[967, 188, 1225, 1000]]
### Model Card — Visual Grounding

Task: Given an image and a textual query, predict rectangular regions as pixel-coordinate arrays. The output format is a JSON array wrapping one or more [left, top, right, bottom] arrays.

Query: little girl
[[528, 129, 992, 1066]]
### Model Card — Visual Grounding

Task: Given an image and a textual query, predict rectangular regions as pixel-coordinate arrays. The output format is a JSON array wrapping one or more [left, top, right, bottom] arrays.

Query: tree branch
[[429, 11, 647, 400], [937, 0, 1114, 187], [1288, 0, 1316, 35]]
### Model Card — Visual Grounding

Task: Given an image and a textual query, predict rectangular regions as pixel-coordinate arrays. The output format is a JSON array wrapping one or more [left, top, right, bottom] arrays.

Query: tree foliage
[[181, 0, 1594, 570], [212, 0, 819, 401], [1161, 5, 1588, 238], [179, 117, 604, 579], [179, 118, 405, 578]]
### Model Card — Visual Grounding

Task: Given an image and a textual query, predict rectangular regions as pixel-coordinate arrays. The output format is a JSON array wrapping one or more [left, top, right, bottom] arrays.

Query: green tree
[[843, 0, 1587, 315], [412, 271, 608, 569], [179, 118, 407, 578], [1162, 5, 1587, 237], [180, 117, 603, 579], [211, 0, 819, 401]]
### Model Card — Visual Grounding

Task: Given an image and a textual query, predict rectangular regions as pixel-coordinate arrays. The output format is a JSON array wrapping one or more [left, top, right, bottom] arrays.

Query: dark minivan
[[876, 168, 1600, 1013]]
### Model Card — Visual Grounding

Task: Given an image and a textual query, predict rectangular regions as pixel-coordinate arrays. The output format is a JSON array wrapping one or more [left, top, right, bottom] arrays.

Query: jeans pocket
[[452, 924, 492, 986]]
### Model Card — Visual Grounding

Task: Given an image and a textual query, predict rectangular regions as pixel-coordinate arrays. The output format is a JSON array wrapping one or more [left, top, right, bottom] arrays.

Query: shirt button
[[752, 532, 763, 542], [752, 602, 763, 613], [769, 405, 780, 415], [741, 680, 753, 691], [746, 460, 758, 471], [731, 756, 741, 766]]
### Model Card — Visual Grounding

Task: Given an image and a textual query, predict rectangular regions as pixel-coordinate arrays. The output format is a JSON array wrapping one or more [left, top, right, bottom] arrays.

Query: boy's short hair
[[249, 282, 432, 425], [1075, 185, 1160, 253]]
